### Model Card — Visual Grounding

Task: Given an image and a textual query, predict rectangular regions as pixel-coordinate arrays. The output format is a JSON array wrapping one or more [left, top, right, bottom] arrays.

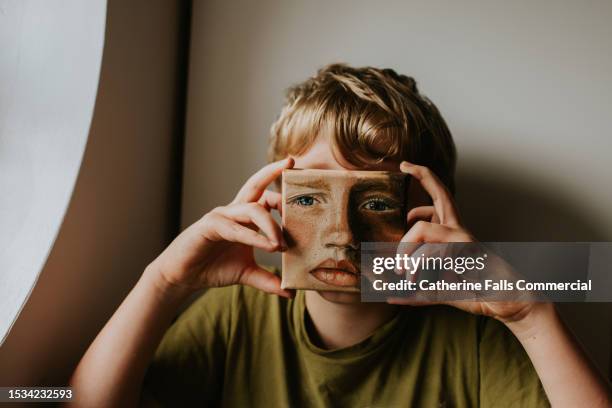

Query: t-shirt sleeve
[[478, 316, 550, 407], [142, 286, 235, 407]]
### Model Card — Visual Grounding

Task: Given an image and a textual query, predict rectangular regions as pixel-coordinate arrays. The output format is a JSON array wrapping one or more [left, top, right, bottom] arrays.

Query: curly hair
[[268, 63, 457, 193]]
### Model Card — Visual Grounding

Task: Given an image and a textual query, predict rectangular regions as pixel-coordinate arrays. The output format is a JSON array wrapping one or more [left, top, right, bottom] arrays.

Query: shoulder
[[399, 305, 518, 368], [409, 305, 484, 338], [185, 266, 283, 316], [406, 306, 547, 406], [184, 271, 289, 337], [411, 305, 534, 358], [408, 304, 517, 338]]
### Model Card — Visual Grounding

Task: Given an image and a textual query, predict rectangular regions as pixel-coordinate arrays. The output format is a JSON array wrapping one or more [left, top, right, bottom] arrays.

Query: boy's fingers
[[394, 242, 438, 282], [258, 190, 282, 215], [401, 221, 453, 243], [206, 213, 279, 252], [407, 206, 436, 226], [386, 298, 438, 306], [214, 203, 286, 249], [240, 265, 295, 298], [234, 158, 294, 204], [400, 161, 459, 227], [401, 220, 472, 244]]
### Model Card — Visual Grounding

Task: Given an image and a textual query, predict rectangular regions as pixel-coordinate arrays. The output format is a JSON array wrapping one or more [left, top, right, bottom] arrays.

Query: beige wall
[[183, 0, 612, 376], [0, 0, 186, 387]]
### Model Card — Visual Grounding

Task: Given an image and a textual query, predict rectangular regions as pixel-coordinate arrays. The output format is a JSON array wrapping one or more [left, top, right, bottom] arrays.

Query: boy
[[69, 64, 611, 407]]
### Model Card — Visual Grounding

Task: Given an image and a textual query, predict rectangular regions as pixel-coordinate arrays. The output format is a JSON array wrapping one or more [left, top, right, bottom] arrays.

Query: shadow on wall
[[455, 158, 612, 379], [456, 161, 609, 242]]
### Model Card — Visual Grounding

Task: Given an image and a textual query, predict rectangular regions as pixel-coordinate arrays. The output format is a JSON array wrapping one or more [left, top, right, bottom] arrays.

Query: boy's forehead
[[291, 134, 401, 172]]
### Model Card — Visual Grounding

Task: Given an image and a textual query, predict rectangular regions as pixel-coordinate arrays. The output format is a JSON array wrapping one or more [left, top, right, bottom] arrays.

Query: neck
[[304, 290, 399, 350]]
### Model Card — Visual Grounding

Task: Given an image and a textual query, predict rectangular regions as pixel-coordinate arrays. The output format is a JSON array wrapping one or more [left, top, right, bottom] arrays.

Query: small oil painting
[[281, 169, 408, 292]]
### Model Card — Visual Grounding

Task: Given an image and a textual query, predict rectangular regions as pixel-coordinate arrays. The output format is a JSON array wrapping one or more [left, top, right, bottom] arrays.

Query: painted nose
[[324, 206, 358, 250]]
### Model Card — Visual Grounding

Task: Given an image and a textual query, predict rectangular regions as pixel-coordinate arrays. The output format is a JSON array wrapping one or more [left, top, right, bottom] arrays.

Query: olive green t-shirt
[[143, 283, 548, 407]]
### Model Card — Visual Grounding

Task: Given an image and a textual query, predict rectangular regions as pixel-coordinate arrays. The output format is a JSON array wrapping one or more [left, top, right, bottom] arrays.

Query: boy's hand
[[389, 161, 539, 326], [147, 158, 295, 299]]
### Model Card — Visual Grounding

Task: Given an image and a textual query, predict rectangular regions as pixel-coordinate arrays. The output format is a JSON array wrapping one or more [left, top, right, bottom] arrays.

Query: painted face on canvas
[[281, 169, 407, 292]]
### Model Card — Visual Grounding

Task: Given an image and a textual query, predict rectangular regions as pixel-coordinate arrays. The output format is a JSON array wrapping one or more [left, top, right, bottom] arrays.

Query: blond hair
[[268, 63, 457, 193]]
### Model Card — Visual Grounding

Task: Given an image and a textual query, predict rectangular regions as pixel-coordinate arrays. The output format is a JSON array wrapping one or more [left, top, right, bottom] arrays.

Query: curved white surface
[[0, 0, 107, 344]]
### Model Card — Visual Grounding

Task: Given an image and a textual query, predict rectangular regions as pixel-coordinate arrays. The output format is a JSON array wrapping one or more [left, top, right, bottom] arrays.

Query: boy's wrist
[[504, 302, 559, 342], [143, 262, 197, 304]]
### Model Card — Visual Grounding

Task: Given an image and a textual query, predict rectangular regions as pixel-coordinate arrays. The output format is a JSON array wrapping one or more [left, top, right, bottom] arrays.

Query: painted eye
[[361, 198, 394, 211], [294, 195, 315, 206]]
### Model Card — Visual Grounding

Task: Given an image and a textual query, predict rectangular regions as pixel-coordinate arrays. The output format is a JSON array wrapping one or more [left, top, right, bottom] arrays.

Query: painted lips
[[310, 259, 360, 287]]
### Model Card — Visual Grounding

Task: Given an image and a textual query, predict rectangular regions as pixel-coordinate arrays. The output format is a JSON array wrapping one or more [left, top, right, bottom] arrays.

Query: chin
[[316, 290, 362, 304]]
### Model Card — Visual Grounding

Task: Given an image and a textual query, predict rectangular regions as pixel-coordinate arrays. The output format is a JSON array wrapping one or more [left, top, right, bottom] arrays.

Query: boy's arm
[[67, 158, 294, 407], [68, 266, 194, 407], [393, 161, 611, 407], [506, 303, 611, 407]]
